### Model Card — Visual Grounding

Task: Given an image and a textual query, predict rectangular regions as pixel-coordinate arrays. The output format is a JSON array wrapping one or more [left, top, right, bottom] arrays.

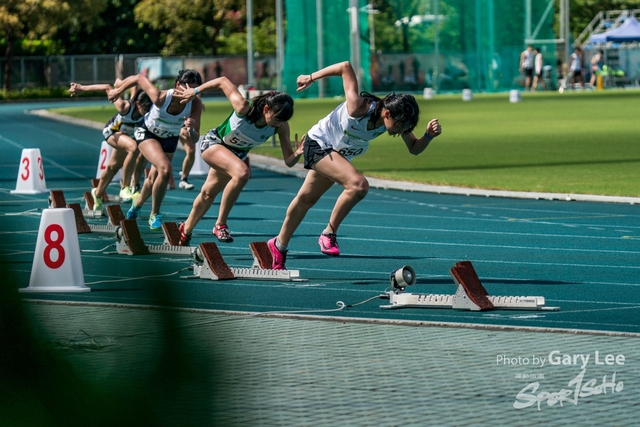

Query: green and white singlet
[[216, 110, 277, 150]]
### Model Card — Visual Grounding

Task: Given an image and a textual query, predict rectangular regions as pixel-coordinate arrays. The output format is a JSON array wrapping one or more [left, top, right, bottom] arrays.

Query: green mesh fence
[[285, 0, 556, 95], [283, 0, 371, 97]]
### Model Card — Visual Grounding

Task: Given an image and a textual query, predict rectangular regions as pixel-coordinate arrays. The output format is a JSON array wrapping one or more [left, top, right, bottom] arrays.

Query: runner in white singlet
[[107, 70, 203, 230], [267, 61, 442, 269], [68, 81, 152, 211]]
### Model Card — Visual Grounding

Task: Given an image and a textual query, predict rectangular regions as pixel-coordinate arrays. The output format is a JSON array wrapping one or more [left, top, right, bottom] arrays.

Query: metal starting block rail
[[230, 267, 301, 281], [190, 241, 303, 281], [88, 205, 125, 233], [382, 285, 555, 311], [381, 261, 558, 311]]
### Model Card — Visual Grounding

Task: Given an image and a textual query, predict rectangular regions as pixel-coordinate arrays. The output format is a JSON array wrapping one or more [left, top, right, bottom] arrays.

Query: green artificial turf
[[52, 89, 640, 197]]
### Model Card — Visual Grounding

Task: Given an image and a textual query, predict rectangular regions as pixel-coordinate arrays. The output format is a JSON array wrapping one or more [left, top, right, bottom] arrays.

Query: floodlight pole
[[525, 0, 531, 41], [560, 0, 570, 75], [247, 0, 254, 87], [475, 0, 481, 89], [276, 0, 284, 92], [434, 0, 439, 91], [348, 0, 362, 91]]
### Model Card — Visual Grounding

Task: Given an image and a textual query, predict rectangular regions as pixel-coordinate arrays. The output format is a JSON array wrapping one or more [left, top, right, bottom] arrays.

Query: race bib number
[[224, 134, 256, 149], [338, 147, 365, 158], [134, 127, 146, 141], [335, 134, 368, 159], [147, 124, 178, 138]]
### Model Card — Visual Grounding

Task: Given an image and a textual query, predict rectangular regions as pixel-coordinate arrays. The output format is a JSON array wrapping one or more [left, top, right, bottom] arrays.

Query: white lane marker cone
[[11, 148, 48, 194], [190, 137, 209, 176], [20, 208, 90, 292], [96, 140, 123, 182]]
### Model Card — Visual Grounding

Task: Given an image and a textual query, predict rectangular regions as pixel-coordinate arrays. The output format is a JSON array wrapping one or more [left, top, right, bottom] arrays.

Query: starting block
[[49, 189, 101, 219], [49, 189, 102, 225], [250, 241, 272, 269], [48, 190, 67, 209], [192, 242, 235, 280], [82, 191, 103, 218], [67, 203, 91, 234], [190, 241, 302, 281], [114, 219, 192, 256], [88, 205, 125, 234], [162, 221, 183, 246], [381, 260, 558, 311]]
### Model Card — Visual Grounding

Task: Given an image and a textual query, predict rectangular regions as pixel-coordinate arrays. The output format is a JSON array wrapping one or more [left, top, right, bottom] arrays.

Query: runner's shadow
[[481, 279, 579, 286], [292, 254, 429, 261]]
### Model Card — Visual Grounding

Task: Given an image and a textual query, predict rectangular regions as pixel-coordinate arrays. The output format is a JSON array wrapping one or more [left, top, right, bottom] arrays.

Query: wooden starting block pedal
[[250, 241, 272, 269], [115, 219, 149, 255], [82, 191, 103, 218], [162, 221, 182, 246], [114, 219, 192, 256], [381, 260, 558, 311], [48, 190, 67, 209], [190, 241, 302, 281], [450, 261, 494, 310], [88, 205, 125, 233], [192, 242, 235, 280], [67, 203, 91, 234]]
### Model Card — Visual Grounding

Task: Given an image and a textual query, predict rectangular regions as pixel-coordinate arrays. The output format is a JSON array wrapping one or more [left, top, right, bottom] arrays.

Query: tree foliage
[[565, 0, 640, 41], [54, 0, 164, 55], [133, 0, 277, 56], [0, 0, 106, 89]]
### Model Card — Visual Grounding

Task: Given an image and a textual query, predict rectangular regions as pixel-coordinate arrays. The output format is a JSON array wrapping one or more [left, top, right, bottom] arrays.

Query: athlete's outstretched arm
[[296, 61, 361, 111], [108, 74, 162, 106], [401, 118, 442, 155], [276, 123, 303, 167], [174, 76, 250, 117], [68, 83, 112, 96]]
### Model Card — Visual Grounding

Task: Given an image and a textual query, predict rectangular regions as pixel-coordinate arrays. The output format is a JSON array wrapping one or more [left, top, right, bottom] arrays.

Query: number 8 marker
[[43, 223, 65, 269]]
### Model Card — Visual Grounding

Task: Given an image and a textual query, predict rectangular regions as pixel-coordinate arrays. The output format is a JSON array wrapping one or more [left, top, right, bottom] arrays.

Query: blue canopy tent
[[589, 16, 640, 43]]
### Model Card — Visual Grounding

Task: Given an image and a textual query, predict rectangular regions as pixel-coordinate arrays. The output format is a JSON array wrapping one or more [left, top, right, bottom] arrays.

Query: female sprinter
[[107, 69, 203, 230], [68, 81, 152, 210], [173, 79, 302, 245], [267, 61, 441, 269]]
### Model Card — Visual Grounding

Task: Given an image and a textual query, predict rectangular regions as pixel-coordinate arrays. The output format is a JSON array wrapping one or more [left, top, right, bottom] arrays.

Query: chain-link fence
[[0, 54, 280, 91]]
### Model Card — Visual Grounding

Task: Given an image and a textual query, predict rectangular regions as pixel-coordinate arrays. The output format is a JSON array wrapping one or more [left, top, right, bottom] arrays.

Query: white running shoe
[[179, 179, 194, 190], [119, 186, 133, 202]]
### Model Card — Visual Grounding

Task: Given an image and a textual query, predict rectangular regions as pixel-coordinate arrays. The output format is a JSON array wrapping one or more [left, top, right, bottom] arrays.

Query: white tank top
[[216, 110, 276, 150], [570, 53, 582, 71], [103, 102, 141, 138], [144, 89, 192, 138], [307, 101, 386, 161], [535, 53, 543, 74], [522, 50, 534, 69]]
